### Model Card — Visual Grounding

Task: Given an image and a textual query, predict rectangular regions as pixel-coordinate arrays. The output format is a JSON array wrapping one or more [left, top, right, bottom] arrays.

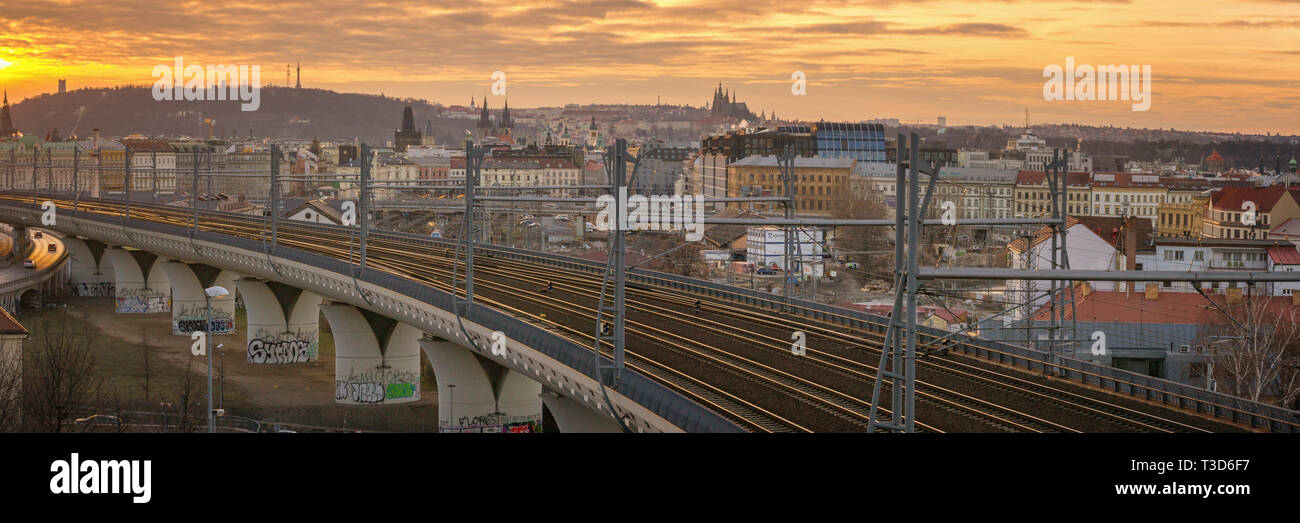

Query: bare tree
[[0, 337, 22, 432], [169, 359, 203, 433], [1202, 291, 1300, 408], [830, 185, 890, 268], [139, 332, 152, 402], [22, 313, 104, 433]]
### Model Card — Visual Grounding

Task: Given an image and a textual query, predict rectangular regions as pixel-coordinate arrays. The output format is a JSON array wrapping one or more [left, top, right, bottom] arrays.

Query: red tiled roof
[[1268, 246, 1300, 265], [1015, 171, 1090, 186], [1089, 172, 1163, 189], [1209, 186, 1290, 213], [1206, 150, 1224, 162], [1032, 289, 1298, 325]]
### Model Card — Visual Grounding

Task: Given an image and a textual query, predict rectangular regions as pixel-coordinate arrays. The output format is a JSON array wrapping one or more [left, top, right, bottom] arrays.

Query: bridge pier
[[64, 237, 113, 297], [321, 302, 422, 405], [161, 261, 237, 335], [102, 247, 170, 314], [235, 279, 322, 364], [540, 389, 621, 433], [420, 336, 543, 433]]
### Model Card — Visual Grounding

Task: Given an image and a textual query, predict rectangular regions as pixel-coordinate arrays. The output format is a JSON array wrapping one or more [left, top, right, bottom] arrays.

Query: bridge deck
[[6, 194, 1276, 433]]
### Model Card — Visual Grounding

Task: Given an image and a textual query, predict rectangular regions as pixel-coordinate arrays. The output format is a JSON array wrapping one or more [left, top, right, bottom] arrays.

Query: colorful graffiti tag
[[173, 305, 233, 335], [115, 288, 169, 313], [334, 366, 419, 404]]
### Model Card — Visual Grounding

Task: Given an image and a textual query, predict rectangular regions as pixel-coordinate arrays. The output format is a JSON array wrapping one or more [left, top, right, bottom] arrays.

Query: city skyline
[[0, 0, 1298, 133]]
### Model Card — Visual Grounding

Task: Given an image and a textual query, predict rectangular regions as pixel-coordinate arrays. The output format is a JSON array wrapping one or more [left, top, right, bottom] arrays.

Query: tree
[[167, 359, 204, 433], [1201, 291, 1300, 408], [22, 313, 105, 433], [139, 332, 152, 402], [0, 338, 21, 432]]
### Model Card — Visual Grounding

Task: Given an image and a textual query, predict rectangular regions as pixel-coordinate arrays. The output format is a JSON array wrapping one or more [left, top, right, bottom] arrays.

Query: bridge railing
[[36, 199, 742, 433], [19, 196, 1300, 432], [353, 218, 1300, 433], [0, 233, 70, 297]]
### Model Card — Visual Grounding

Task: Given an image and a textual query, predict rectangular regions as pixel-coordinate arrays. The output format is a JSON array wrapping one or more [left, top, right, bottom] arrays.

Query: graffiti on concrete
[[71, 282, 114, 297], [503, 421, 540, 433], [174, 305, 233, 335], [115, 288, 169, 314], [335, 366, 419, 404], [335, 381, 384, 403], [443, 413, 542, 433], [247, 329, 319, 364]]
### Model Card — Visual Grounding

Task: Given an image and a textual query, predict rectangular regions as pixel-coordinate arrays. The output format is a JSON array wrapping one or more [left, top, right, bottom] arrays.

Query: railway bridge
[[1, 193, 1296, 433]]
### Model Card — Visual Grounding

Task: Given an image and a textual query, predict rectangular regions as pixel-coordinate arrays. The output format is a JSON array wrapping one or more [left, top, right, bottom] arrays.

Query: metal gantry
[[11, 134, 1300, 434]]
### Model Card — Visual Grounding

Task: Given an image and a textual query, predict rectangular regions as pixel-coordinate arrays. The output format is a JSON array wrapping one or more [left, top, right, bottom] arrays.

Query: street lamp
[[216, 343, 225, 410], [204, 285, 229, 433]]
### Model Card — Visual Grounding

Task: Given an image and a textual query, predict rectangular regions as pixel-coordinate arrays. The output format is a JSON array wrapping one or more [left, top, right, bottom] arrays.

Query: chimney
[[92, 128, 101, 149], [1124, 217, 1138, 294]]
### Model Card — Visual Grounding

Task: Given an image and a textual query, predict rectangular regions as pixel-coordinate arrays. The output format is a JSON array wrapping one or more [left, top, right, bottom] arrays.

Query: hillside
[[7, 86, 481, 144]]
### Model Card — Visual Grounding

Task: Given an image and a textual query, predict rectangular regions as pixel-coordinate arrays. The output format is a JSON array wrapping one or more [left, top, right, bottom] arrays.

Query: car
[[555, 214, 570, 222], [756, 267, 777, 275], [74, 414, 120, 425], [33, 231, 42, 238], [47, 243, 57, 252], [844, 262, 860, 270], [22, 260, 35, 269]]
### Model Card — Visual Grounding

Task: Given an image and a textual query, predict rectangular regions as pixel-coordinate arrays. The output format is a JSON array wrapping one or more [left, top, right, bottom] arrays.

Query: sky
[[0, 0, 1297, 134]]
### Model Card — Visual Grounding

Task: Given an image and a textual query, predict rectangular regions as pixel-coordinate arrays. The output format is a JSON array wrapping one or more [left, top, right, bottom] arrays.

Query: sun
[[0, 59, 12, 69]]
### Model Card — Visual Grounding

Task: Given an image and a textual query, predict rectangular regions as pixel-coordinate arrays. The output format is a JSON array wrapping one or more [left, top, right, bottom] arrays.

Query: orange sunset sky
[[0, 0, 1297, 134]]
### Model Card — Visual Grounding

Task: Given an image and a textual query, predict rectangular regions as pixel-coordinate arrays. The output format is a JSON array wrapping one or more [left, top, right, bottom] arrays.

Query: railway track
[[4, 195, 1244, 433]]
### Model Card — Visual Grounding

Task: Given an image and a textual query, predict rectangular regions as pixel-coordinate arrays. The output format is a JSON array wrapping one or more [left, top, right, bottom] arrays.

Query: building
[[698, 127, 816, 206], [1155, 178, 1212, 238], [1204, 149, 1226, 174], [120, 139, 177, 196], [1203, 186, 1300, 240], [1089, 172, 1166, 223], [746, 226, 824, 273], [222, 143, 272, 198], [534, 158, 579, 196], [814, 122, 886, 162], [284, 199, 345, 225], [1268, 246, 1300, 297], [928, 167, 1019, 220], [481, 159, 542, 188], [708, 83, 757, 121], [726, 156, 854, 217], [393, 107, 422, 153], [1007, 217, 1128, 320], [633, 146, 692, 196], [75, 130, 125, 195], [1145, 237, 1288, 294], [0, 90, 18, 139], [1014, 170, 1091, 218]]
